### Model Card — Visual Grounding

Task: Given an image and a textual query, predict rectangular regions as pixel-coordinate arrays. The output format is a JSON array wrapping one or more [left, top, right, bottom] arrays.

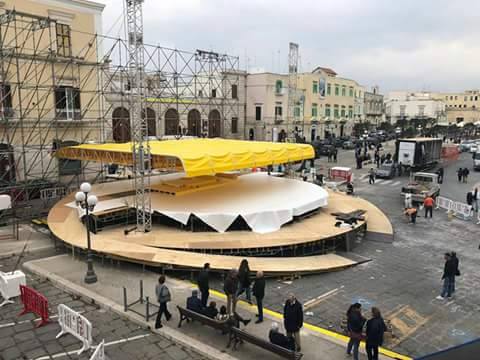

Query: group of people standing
[[457, 167, 470, 183], [346, 303, 387, 360]]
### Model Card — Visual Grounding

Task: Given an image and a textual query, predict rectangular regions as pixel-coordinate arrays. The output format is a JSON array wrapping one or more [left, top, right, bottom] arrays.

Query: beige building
[[0, 0, 104, 191], [433, 90, 480, 125], [245, 67, 366, 142]]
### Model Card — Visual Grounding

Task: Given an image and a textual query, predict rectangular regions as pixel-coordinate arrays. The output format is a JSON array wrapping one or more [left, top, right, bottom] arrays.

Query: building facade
[[433, 90, 480, 125], [364, 86, 384, 126], [245, 67, 366, 142], [384, 92, 446, 126], [0, 0, 104, 191]]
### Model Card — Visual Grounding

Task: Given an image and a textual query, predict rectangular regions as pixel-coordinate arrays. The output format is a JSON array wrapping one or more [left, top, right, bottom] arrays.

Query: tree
[[378, 121, 393, 132]]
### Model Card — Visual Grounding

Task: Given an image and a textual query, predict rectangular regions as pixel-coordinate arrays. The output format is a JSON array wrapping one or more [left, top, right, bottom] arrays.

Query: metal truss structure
[[0, 8, 241, 219]]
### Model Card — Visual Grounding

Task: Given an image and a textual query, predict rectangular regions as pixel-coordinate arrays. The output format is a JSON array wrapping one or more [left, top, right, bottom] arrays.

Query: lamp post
[[75, 182, 98, 284]]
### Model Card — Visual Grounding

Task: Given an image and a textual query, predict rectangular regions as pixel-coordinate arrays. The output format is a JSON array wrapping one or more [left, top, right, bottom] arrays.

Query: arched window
[[208, 109, 221, 138], [112, 107, 131, 142], [187, 109, 201, 137], [165, 108, 179, 135]]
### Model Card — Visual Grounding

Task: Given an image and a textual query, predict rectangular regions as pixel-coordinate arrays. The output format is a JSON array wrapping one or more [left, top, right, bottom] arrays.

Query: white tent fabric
[[67, 173, 329, 234]]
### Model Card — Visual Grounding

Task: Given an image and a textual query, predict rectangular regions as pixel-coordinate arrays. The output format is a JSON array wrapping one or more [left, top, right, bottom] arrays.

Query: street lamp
[[75, 182, 98, 284]]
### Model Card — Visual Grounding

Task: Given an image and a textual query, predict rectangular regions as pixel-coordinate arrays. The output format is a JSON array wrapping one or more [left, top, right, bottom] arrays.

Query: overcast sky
[[98, 0, 480, 94]]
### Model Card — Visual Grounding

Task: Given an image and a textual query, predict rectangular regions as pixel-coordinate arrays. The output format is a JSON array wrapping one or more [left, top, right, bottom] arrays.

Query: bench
[[177, 306, 230, 333], [230, 327, 303, 360]]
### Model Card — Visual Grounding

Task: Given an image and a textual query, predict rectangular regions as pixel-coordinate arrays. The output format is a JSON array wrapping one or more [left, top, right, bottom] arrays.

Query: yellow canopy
[[55, 138, 314, 177]]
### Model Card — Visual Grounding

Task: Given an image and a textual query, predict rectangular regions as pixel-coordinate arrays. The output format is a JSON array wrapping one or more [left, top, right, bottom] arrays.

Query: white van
[[474, 151, 480, 171]]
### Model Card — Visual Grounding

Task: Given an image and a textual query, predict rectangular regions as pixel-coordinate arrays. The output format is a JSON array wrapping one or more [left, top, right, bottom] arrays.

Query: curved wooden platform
[[47, 180, 392, 274]]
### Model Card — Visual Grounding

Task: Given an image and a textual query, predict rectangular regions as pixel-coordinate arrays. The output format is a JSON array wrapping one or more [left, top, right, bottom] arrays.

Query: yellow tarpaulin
[[55, 138, 314, 178]]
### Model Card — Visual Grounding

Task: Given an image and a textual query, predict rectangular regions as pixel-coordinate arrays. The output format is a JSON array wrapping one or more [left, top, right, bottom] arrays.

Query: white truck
[[401, 172, 440, 203]]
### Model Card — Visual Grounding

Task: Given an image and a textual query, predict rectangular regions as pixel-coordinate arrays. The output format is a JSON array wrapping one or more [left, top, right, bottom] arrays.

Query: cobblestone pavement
[[0, 252, 207, 360], [208, 151, 480, 358]]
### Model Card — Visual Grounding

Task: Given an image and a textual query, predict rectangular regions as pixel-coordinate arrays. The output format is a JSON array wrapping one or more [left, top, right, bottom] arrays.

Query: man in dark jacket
[[252, 271, 265, 324], [224, 269, 239, 315], [366, 307, 387, 360], [186, 290, 203, 313], [197, 263, 210, 308], [283, 293, 303, 351], [436, 167, 444, 184], [437, 253, 456, 300]]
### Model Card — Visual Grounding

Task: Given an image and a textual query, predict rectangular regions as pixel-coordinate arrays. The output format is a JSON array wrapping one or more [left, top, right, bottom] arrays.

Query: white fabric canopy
[[67, 173, 328, 234]]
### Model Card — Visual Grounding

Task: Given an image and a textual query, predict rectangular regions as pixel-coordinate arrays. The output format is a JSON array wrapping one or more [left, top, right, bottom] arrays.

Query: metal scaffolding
[[0, 8, 241, 220]]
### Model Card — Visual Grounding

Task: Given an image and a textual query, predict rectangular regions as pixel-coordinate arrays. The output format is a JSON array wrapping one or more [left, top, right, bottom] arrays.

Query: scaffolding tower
[[0, 8, 242, 220], [125, 0, 151, 232], [287, 42, 299, 140]]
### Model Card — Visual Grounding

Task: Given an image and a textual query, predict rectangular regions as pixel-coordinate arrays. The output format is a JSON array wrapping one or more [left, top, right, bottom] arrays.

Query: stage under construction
[[0, 7, 242, 220]]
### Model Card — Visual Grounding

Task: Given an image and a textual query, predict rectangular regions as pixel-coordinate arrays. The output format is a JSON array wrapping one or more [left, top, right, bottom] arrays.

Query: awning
[[55, 138, 314, 177]]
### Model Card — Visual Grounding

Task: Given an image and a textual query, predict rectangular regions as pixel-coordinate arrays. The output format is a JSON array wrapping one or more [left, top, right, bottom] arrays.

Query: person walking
[[368, 168, 376, 185], [346, 303, 366, 360], [333, 147, 338, 163], [404, 193, 413, 209], [374, 151, 380, 168], [197, 263, 210, 308], [462, 167, 470, 183], [436, 167, 444, 184], [467, 191, 474, 211], [236, 259, 252, 304], [423, 195, 434, 219], [283, 293, 303, 351], [155, 275, 172, 329], [436, 253, 456, 300], [365, 307, 387, 360], [224, 269, 239, 314], [457, 168, 463, 182], [252, 271, 265, 324]]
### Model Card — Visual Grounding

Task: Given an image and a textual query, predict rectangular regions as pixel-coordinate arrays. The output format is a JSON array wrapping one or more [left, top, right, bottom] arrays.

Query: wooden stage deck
[[47, 179, 392, 274]]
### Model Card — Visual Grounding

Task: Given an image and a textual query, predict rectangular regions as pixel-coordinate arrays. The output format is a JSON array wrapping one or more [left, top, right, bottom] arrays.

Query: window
[[349, 87, 353, 97], [464, 104, 467, 108], [275, 80, 283, 94], [476, 96, 478, 101], [231, 117, 238, 133], [255, 105, 262, 121], [348, 106, 353, 118], [341, 86, 346, 96], [231, 84, 238, 99], [56, 23, 72, 57], [450, 96, 453, 100], [55, 86, 81, 120], [399, 105, 406, 116], [327, 83, 331, 95], [455, 96, 458, 100], [0, 83, 13, 117], [312, 81, 318, 94], [325, 104, 331, 117], [294, 106, 301, 117], [464, 96, 467, 101], [334, 105, 339, 118], [341, 105, 346, 117], [211, 89, 217, 98], [335, 84, 339, 96], [418, 105, 425, 116], [198, 90, 203, 97], [55, 140, 81, 175], [471, 96, 474, 101], [275, 104, 283, 118], [311, 103, 318, 117]]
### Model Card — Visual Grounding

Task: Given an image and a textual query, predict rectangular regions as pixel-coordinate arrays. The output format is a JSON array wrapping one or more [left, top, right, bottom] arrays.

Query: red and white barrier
[[18, 285, 49, 327], [435, 196, 473, 220], [89, 340, 105, 360], [0, 270, 26, 307], [436, 196, 453, 211], [56, 304, 93, 355]]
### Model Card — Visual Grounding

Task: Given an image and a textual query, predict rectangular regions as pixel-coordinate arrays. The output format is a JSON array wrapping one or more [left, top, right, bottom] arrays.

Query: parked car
[[459, 140, 474, 152], [375, 161, 395, 179], [342, 141, 355, 150], [470, 144, 478, 153]]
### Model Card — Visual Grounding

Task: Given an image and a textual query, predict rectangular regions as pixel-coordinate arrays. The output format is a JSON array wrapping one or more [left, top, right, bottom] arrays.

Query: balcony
[[275, 88, 285, 96]]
